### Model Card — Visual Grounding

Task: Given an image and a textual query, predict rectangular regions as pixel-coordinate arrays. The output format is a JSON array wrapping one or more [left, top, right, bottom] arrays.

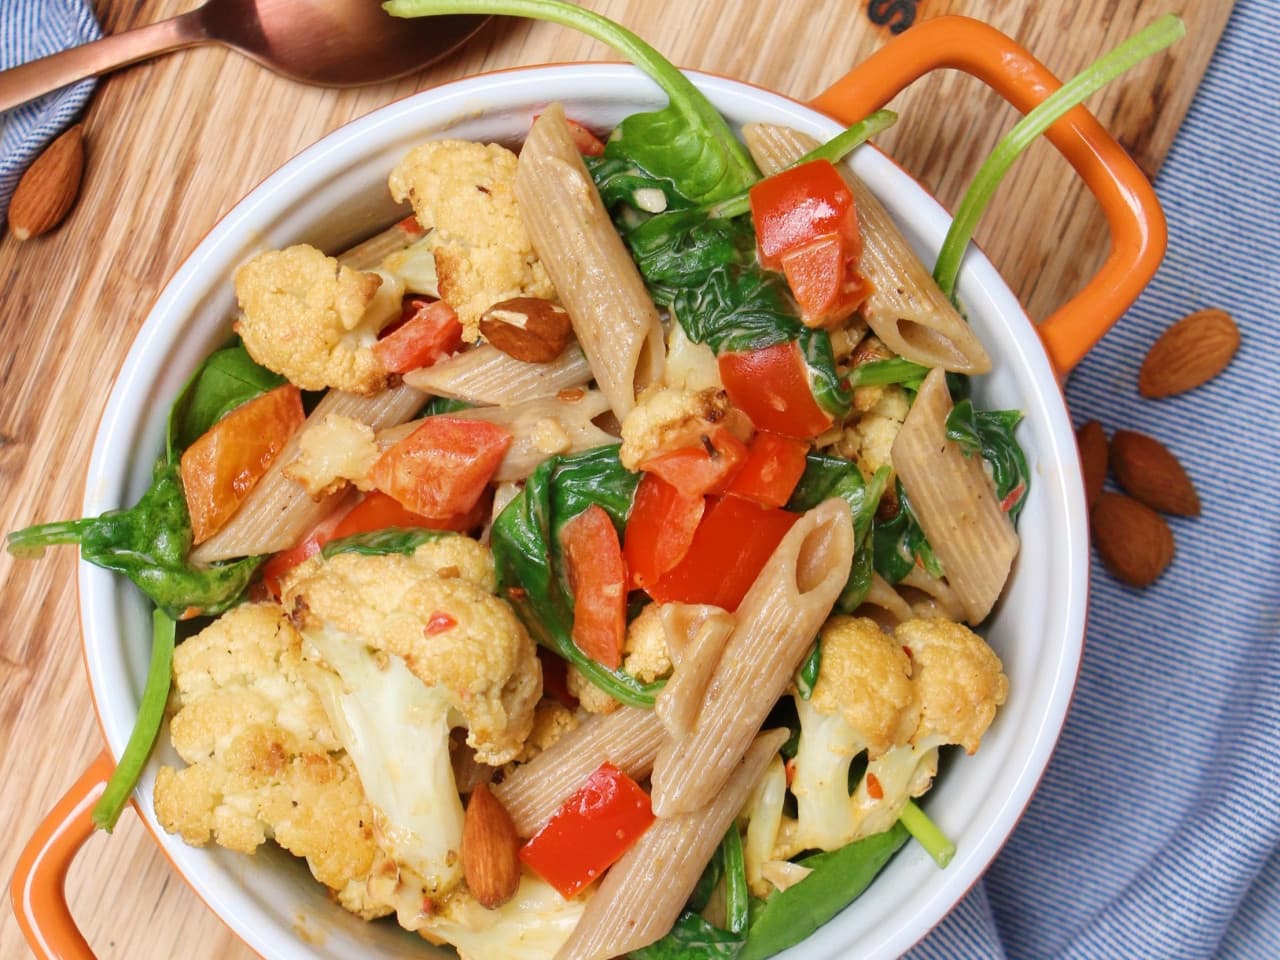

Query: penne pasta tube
[[493, 706, 665, 838], [403, 342, 593, 405], [516, 104, 665, 418], [898, 564, 966, 621], [742, 123, 991, 375], [189, 383, 424, 563], [376, 390, 616, 483], [858, 572, 917, 626], [654, 606, 735, 740], [337, 216, 423, 271], [650, 499, 855, 817], [554, 730, 789, 960], [891, 368, 1018, 624]]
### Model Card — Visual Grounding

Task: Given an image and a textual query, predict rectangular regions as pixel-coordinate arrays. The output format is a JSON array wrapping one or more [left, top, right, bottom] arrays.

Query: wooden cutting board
[[0, 2, 1233, 957]]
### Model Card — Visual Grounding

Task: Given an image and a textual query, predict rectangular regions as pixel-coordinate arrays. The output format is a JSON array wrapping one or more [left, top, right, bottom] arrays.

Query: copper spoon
[[0, 0, 487, 114]]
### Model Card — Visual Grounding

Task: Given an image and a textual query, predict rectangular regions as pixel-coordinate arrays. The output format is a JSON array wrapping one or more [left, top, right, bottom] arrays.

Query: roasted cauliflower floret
[[516, 700, 580, 763], [619, 385, 738, 470], [567, 665, 622, 715], [234, 244, 404, 393], [565, 603, 672, 713], [153, 602, 386, 918], [283, 543, 540, 905], [282, 413, 380, 499], [778, 616, 1007, 855], [821, 385, 910, 478], [389, 140, 554, 340]]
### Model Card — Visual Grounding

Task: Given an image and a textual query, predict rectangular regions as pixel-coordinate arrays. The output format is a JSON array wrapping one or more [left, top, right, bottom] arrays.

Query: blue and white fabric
[[0, 0, 100, 224], [912, 1, 1280, 957]]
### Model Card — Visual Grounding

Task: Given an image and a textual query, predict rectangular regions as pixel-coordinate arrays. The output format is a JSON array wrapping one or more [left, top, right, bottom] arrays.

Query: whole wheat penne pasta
[[654, 606, 735, 740], [403, 342, 592, 405], [742, 123, 991, 374], [376, 390, 615, 483], [337, 215, 424, 271], [650, 499, 854, 817], [189, 383, 424, 563], [891, 368, 1018, 624], [493, 706, 665, 838], [555, 730, 789, 960], [516, 104, 665, 418]]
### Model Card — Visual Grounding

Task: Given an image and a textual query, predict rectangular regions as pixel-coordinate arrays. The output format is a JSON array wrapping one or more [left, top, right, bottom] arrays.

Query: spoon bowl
[[0, 0, 488, 113]]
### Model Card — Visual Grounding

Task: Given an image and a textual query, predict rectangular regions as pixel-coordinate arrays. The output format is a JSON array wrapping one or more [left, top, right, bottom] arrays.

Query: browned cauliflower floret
[[619, 385, 737, 470], [566, 665, 622, 715], [234, 244, 404, 393], [281, 539, 540, 906], [152, 602, 386, 918], [565, 603, 673, 714], [900, 617, 1009, 755], [282, 413, 380, 499], [389, 140, 554, 340], [819, 384, 911, 478], [516, 700, 581, 763]]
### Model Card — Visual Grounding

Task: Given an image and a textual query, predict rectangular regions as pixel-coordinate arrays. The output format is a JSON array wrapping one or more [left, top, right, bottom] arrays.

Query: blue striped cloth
[[912, 1, 1280, 957], [0, 0, 100, 223]]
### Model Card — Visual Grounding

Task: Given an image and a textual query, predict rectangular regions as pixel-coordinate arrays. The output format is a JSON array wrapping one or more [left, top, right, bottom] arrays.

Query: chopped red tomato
[[719, 342, 833, 439], [647, 495, 798, 610], [373, 299, 463, 374], [725, 431, 809, 508], [750, 159, 859, 269], [330, 489, 487, 540], [623, 473, 705, 590], [638, 427, 748, 499], [533, 113, 606, 156], [180, 385, 305, 544], [369, 416, 511, 519], [561, 505, 627, 669], [519, 763, 655, 898], [780, 237, 873, 329]]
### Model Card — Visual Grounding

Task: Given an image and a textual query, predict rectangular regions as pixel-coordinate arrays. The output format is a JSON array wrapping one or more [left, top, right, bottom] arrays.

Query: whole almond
[[1075, 420, 1108, 511], [8, 124, 85, 241], [480, 297, 572, 363], [1110, 430, 1200, 516], [462, 782, 521, 909], [1138, 308, 1239, 398], [1091, 492, 1175, 588]]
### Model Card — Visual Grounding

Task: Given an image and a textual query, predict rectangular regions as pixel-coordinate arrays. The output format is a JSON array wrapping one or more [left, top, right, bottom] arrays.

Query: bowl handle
[[10, 751, 116, 959], [808, 15, 1167, 375]]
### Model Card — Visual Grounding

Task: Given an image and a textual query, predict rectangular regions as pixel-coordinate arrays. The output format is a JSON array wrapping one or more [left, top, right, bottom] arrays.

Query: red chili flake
[[784, 758, 797, 788], [866, 771, 883, 800], [425, 611, 457, 635], [507, 586, 527, 601], [1000, 482, 1026, 513], [557, 387, 587, 402], [901, 645, 913, 659]]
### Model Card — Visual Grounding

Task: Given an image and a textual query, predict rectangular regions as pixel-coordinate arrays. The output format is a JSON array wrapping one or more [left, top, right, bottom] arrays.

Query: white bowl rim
[[74, 62, 1088, 960]]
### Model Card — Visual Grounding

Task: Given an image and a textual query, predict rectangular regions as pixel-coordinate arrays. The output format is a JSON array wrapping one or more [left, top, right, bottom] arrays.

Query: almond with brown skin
[[462, 782, 521, 909], [1110, 430, 1200, 516], [1075, 420, 1108, 511], [8, 124, 85, 241], [480, 297, 572, 363], [1091, 492, 1175, 588], [1138, 308, 1239, 398]]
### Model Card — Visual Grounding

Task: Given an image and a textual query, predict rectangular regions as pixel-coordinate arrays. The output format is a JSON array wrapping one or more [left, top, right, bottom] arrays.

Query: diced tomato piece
[[519, 763, 655, 898], [781, 236, 873, 329], [647, 496, 798, 610], [180, 385, 305, 544], [561, 505, 627, 670], [369, 416, 511, 519], [725, 432, 809, 508], [749, 159, 860, 270], [638, 427, 749, 499], [538, 648, 578, 710], [623, 473, 705, 590], [330, 489, 487, 540], [718, 342, 834, 439], [533, 113, 606, 156], [373, 299, 463, 374]]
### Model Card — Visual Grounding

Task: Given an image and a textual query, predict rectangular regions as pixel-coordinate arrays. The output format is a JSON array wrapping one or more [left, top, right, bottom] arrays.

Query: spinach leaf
[[490, 445, 660, 707], [723, 825, 750, 936], [7, 458, 261, 619], [945, 398, 1030, 523], [630, 915, 745, 960], [166, 341, 285, 458], [419, 395, 474, 417], [586, 154, 693, 214], [872, 480, 942, 583], [321, 527, 452, 559], [738, 824, 910, 960], [788, 455, 887, 611], [385, 0, 759, 203], [846, 357, 930, 391], [796, 640, 822, 701]]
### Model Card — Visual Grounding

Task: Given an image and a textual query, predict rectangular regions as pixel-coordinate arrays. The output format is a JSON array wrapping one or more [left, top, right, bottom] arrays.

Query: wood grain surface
[[0, 1, 1232, 957]]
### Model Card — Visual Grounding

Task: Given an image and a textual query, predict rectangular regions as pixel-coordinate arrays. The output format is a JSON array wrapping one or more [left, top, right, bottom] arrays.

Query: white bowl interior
[[79, 65, 1087, 960]]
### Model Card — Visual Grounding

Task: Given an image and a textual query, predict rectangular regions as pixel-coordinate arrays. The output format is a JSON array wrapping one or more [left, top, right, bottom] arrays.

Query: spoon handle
[[0, 12, 208, 115]]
